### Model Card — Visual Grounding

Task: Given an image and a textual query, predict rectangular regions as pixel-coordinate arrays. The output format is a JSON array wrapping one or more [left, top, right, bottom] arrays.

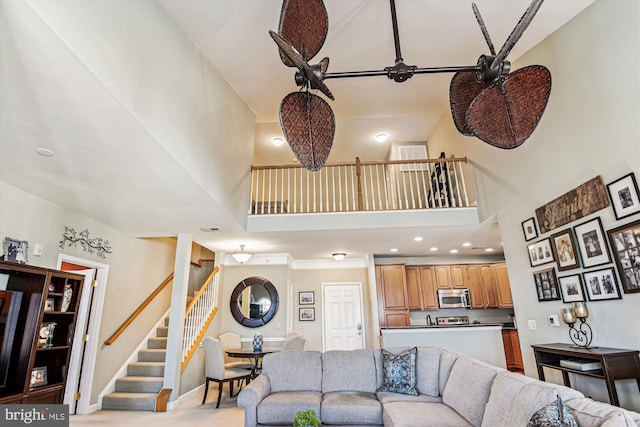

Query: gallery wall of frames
[[521, 173, 640, 304]]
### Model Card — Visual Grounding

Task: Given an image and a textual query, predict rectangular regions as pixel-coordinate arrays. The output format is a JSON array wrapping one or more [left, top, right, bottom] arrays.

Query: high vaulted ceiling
[[0, 1, 594, 261]]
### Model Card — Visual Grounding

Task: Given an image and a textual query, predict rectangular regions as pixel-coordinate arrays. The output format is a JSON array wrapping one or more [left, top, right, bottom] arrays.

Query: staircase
[[101, 318, 168, 411]]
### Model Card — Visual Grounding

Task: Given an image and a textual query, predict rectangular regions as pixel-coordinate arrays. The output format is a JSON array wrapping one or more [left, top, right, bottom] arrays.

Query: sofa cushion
[[527, 395, 577, 427], [322, 349, 377, 393], [376, 391, 442, 405], [564, 398, 637, 427], [257, 391, 322, 425], [383, 401, 473, 427], [438, 348, 461, 395], [481, 372, 583, 427], [377, 347, 418, 395], [600, 411, 638, 427], [442, 357, 502, 426], [262, 350, 322, 393], [321, 391, 382, 425], [375, 346, 440, 397]]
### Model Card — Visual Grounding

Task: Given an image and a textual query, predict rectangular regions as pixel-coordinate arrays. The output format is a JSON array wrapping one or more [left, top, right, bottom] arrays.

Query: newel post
[[356, 157, 364, 211]]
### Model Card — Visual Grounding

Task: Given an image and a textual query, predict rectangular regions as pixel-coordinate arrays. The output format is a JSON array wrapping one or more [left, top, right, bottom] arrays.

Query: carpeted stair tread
[[138, 349, 166, 362], [102, 392, 157, 411], [127, 362, 165, 377], [115, 376, 163, 393], [147, 337, 167, 349]]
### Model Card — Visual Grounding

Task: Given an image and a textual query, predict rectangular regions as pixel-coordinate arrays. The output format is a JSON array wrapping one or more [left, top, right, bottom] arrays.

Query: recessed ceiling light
[[390, 248, 398, 252], [450, 249, 459, 254], [375, 133, 387, 143], [485, 248, 494, 252], [462, 242, 472, 247], [430, 247, 438, 252], [414, 236, 423, 242], [272, 137, 284, 147], [36, 148, 55, 157]]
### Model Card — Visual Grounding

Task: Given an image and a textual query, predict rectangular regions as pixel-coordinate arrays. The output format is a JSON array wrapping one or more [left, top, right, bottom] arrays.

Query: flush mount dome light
[[231, 245, 253, 264], [375, 133, 387, 143], [332, 252, 346, 261], [272, 137, 284, 147]]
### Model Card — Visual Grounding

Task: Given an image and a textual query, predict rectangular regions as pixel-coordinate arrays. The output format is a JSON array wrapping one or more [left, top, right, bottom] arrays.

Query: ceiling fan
[[270, 0, 551, 171]]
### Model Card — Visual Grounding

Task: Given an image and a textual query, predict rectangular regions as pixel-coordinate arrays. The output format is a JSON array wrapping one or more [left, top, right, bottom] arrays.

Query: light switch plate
[[527, 320, 537, 330], [33, 244, 44, 257]]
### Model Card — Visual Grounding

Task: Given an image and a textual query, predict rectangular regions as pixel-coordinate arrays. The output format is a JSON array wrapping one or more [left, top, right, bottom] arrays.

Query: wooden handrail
[[185, 266, 219, 314], [104, 272, 174, 345], [180, 307, 218, 373], [190, 258, 215, 268], [251, 156, 468, 171]]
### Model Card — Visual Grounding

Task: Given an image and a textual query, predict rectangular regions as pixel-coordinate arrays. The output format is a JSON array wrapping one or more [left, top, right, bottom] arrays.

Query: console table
[[531, 343, 640, 407]]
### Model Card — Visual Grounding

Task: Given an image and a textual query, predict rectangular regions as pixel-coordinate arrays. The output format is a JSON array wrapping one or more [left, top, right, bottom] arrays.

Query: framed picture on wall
[[607, 173, 640, 220], [583, 267, 622, 301], [522, 217, 538, 242], [299, 291, 314, 305], [607, 218, 640, 293], [299, 308, 315, 321], [527, 238, 555, 267], [3, 237, 28, 264], [573, 217, 611, 268], [558, 274, 586, 303], [533, 267, 561, 302], [550, 228, 580, 271]]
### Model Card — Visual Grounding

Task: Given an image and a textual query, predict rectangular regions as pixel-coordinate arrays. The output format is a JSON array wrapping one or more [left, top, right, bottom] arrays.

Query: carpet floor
[[70, 386, 244, 426]]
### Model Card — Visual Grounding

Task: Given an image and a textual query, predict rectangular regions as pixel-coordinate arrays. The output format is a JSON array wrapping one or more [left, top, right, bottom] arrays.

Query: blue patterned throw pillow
[[528, 395, 577, 427], [377, 347, 418, 396]]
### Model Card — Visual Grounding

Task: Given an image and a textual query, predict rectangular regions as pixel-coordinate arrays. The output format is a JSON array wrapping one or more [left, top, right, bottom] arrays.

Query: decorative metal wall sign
[[59, 226, 112, 258], [535, 176, 610, 234]]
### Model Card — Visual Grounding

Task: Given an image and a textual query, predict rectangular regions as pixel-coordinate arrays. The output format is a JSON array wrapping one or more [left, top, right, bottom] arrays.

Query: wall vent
[[399, 145, 428, 171]]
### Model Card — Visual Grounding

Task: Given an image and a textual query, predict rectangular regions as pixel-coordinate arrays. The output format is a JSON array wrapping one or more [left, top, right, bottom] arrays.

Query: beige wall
[[427, 0, 639, 411]]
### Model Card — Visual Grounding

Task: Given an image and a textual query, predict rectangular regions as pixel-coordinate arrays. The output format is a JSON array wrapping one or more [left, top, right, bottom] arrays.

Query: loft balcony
[[247, 155, 481, 233]]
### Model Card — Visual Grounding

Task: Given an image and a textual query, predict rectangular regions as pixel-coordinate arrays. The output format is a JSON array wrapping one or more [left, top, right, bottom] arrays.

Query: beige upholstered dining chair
[[202, 337, 252, 408], [218, 332, 252, 370], [281, 334, 305, 351]]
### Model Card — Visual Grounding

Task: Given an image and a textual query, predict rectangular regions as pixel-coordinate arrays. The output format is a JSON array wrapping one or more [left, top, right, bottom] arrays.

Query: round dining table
[[226, 347, 280, 378]]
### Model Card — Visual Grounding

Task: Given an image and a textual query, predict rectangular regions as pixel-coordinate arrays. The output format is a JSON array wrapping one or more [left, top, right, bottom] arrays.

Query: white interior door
[[62, 269, 94, 413], [322, 283, 365, 351]]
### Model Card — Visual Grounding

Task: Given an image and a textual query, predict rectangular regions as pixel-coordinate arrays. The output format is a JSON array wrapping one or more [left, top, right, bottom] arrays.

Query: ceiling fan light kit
[[270, 0, 551, 169]]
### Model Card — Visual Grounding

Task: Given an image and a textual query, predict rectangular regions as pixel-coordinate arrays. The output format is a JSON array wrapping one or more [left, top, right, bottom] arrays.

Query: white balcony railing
[[250, 156, 472, 215]]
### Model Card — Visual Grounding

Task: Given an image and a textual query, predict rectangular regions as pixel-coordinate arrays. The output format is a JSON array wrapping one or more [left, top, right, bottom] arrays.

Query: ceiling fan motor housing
[[475, 55, 511, 83]]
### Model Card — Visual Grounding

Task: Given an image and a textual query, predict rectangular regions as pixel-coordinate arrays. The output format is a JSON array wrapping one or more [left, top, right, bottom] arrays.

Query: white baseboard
[[167, 384, 205, 410]]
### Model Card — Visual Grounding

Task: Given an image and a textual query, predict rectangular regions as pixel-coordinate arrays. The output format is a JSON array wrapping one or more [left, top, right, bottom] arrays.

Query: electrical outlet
[[548, 314, 560, 327], [33, 244, 44, 257], [527, 320, 537, 330]]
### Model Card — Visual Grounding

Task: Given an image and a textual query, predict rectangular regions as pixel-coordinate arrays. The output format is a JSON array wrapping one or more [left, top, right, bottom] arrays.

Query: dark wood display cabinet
[[0, 260, 83, 404]]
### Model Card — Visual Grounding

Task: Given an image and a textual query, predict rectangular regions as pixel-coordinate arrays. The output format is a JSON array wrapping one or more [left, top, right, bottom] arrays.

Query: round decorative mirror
[[230, 276, 279, 328]]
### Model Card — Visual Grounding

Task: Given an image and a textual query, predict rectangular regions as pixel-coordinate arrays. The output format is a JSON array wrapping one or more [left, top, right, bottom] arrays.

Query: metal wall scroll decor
[[59, 226, 112, 259], [535, 176, 610, 234]]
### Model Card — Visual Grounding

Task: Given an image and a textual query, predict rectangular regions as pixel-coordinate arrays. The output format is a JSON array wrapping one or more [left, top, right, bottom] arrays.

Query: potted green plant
[[292, 409, 321, 427]]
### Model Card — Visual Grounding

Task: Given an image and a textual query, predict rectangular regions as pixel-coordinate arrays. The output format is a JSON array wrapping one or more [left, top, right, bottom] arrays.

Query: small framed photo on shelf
[[527, 238, 555, 267], [44, 298, 55, 312], [582, 267, 622, 301], [30, 366, 48, 388], [558, 274, 586, 303], [533, 267, 561, 302], [573, 217, 611, 268], [550, 228, 580, 271], [2, 237, 28, 264], [607, 173, 640, 220], [522, 217, 538, 242], [299, 291, 314, 305], [607, 218, 640, 294], [299, 307, 315, 321]]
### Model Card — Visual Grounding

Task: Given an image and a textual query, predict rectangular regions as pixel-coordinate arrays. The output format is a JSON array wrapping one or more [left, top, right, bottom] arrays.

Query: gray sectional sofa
[[237, 347, 640, 427]]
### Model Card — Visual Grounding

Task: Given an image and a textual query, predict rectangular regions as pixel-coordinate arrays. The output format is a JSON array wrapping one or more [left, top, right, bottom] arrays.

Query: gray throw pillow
[[528, 395, 578, 427], [377, 347, 418, 396]]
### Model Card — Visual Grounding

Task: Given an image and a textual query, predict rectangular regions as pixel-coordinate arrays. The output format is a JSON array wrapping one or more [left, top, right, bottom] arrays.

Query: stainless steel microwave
[[437, 289, 471, 309]]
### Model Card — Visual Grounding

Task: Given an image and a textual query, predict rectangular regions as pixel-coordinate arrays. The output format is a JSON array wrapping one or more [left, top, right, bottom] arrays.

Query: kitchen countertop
[[381, 322, 517, 330]]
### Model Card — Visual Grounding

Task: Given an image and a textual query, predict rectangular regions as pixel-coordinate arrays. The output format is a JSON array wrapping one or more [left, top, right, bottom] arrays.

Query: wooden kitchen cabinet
[[450, 265, 467, 289], [376, 264, 410, 327], [480, 264, 499, 308], [406, 266, 437, 310], [493, 263, 513, 308], [465, 264, 488, 309], [434, 265, 452, 289], [502, 329, 523, 371]]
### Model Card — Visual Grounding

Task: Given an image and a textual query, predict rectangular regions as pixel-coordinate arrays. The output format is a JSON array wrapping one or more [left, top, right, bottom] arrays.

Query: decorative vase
[[61, 284, 73, 312], [253, 333, 263, 352]]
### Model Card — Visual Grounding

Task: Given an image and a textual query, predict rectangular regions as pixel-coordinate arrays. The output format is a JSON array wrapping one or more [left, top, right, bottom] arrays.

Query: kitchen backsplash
[[410, 308, 513, 326]]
